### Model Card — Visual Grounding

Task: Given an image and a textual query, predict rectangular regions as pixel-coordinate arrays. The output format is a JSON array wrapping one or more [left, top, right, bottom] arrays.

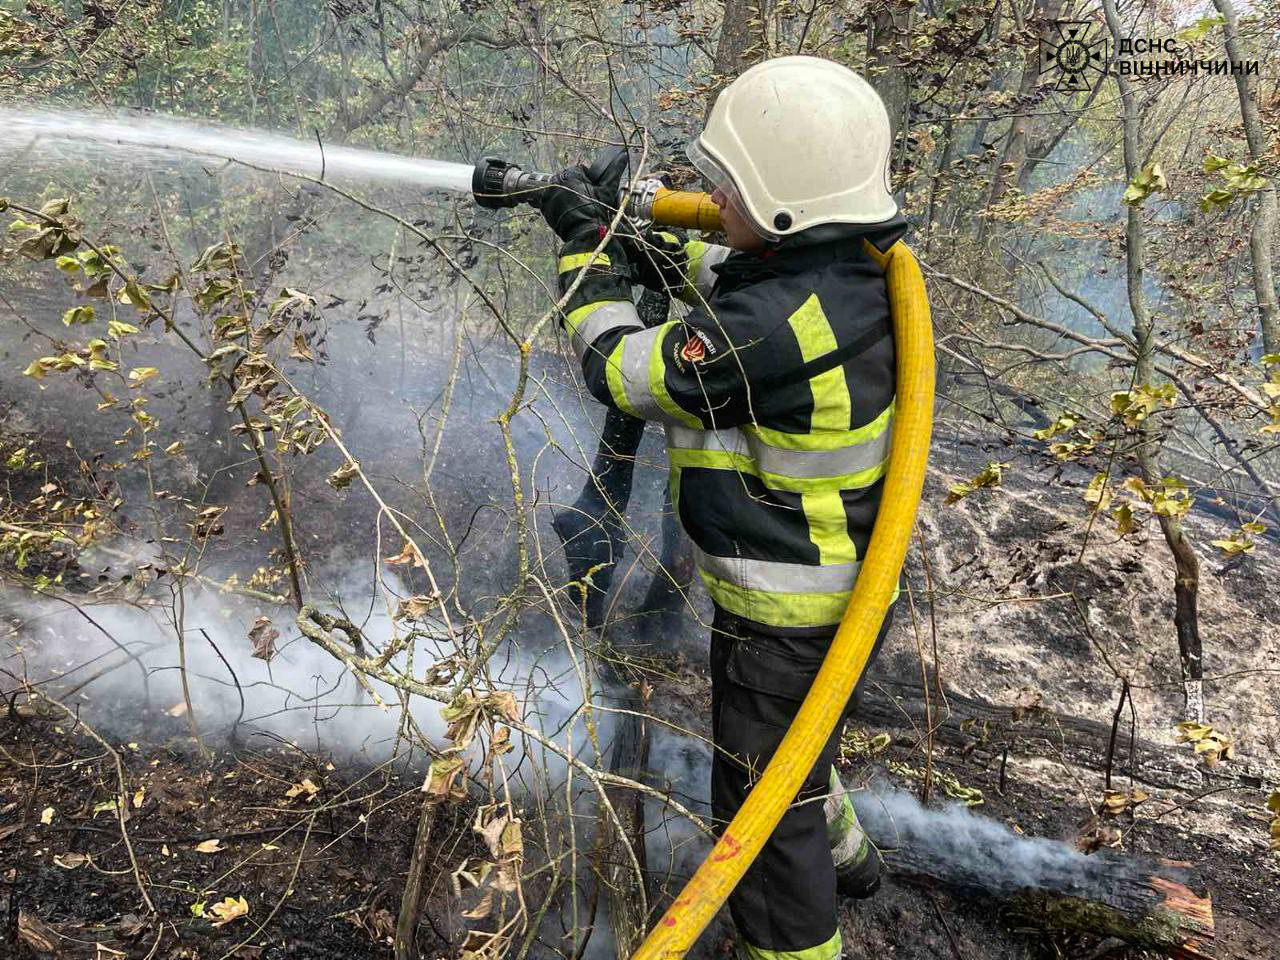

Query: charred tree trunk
[[861, 811, 1215, 959], [602, 690, 651, 954], [554, 289, 675, 951]]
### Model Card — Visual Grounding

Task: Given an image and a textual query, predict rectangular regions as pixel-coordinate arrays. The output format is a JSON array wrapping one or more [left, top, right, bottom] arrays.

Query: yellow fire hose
[[648, 188, 725, 232], [631, 196, 935, 960]]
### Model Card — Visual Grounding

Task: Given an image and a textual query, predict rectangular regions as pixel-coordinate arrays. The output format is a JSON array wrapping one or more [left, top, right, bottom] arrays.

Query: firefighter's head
[[688, 56, 898, 249]]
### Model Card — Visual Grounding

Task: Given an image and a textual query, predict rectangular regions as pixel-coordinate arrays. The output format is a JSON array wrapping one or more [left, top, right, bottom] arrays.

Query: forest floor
[[3, 405, 1279, 959]]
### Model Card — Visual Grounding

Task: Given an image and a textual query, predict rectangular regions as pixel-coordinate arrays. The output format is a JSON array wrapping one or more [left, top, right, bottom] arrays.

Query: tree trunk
[[705, 0, 772, 119], [985, 0, 1062, 211], [1210, 0, 1279, 355], [866, 0, 912, 154], [1102, 0, 1204, 724]]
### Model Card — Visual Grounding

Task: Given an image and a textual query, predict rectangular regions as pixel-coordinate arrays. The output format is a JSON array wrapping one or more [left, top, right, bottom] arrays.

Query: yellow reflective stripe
[[647, 326, 703, 429], [802, 489, 856, 565], [749, 400, 894, 451], [605, 337, 643, 417], [786, 294, 851, 433], [667, 447, 886, 493], [557, 252, 612, 273], [739, 931, 842, 960], [699, 570, 852, 630], [682, 240, 707, 295]]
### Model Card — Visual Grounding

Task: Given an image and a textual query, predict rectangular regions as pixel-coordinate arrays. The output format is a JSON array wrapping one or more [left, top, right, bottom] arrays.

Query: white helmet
[[687, 56, 897, 239]]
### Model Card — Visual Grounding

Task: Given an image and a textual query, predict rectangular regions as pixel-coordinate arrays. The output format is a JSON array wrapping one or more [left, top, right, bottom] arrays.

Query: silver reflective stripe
[[669, 424, 747, 457], [668, 422, 893, 481], [692, 244, 730, 299], [614, 324, 666, 418], [751, 423, 893, 479], [570, 302, 642, 362], [694, 547, 860, 593], [831, 817, 869, 869]]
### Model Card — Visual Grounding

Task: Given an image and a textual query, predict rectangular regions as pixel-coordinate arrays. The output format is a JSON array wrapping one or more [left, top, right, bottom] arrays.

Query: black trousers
[[709, 605, 892, 955]]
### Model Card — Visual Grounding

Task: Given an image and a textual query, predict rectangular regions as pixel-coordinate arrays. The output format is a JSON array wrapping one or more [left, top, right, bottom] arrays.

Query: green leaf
[[1177, 15, 1225, 44], [61, 305, 95, 326], [191, 242, 241, 273], [55, 255, 81, 273], [1203, 154, 1231, 174], [1114, 503, 1136, 535], [1033, 412, 1081, 442], [1123, 162, 1168, 207], [129, 367, 160, 385], [117, 278, 152, 311], [945, 461, 1008, 505], [107, 319, 139, 338], [194, 278, 239, 311]]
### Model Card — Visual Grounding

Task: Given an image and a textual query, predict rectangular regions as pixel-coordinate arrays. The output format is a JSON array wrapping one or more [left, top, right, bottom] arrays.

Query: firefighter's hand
[[626, 228, 688, 295], [540, 147, 628, 241]]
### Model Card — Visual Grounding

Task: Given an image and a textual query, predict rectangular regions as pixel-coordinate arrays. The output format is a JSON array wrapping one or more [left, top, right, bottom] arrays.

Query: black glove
[[623, 228, 689, 296], [541, 146, 629, 241]]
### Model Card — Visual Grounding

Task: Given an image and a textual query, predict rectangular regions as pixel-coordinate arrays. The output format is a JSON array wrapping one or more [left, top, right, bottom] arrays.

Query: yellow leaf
[[195, 838, 223, 854], [128, 367, 160, 385], [209, 895, 249, 927], [40, 806, 54, 825]]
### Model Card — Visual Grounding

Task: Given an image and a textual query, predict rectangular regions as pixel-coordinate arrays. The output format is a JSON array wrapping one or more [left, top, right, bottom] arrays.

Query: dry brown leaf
[[248, 616, 278, 663], [460, 889, 495, 920], [194, 838, 223, 854], [53, 852, 88, 870], [423, 757, 466, 802], [18, 910, 59, 953], [284, 778, 319, 800]]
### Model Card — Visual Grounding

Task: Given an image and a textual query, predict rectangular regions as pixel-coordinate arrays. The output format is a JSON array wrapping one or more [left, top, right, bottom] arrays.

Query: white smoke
[[853, 779, 1094, 896], [0, 562, 614, 774]]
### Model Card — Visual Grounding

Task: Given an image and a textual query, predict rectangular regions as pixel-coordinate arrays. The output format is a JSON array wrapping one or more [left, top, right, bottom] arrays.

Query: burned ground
[[2, 378, 1279, 960]]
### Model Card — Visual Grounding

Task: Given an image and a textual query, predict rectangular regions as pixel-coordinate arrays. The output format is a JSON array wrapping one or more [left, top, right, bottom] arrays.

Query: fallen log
[[853, 787, 1215, 958]]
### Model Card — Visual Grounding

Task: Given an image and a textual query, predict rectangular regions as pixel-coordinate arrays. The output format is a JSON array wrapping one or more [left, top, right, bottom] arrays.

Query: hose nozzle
[[472, 157, 553, 209], [471, 155, 722, 232]]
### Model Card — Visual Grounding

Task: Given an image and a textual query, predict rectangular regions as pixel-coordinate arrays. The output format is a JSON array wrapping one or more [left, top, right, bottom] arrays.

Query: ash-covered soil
[[1, 721, 479, 959], [3, 382, 1278, 958]]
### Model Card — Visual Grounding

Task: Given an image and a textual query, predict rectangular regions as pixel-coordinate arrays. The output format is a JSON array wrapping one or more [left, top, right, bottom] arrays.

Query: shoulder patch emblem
[[680, 335, 706, 364]]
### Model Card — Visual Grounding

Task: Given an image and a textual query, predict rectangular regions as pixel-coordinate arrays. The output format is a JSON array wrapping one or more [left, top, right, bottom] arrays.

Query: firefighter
[[540, 55, 902, 960]]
